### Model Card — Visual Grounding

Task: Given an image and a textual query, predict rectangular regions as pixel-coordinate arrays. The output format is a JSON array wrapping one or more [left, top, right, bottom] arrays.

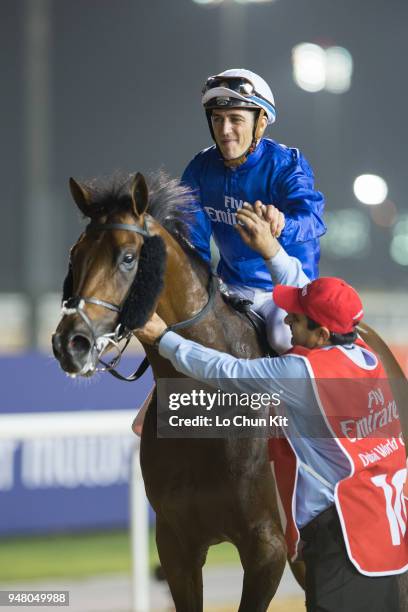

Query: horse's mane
[[82, 170, 209, 276], [83, 170, 196, 242]]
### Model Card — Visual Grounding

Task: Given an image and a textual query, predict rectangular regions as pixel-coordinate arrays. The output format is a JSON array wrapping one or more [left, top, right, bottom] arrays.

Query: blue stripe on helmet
[[249, 95, 276, 120]]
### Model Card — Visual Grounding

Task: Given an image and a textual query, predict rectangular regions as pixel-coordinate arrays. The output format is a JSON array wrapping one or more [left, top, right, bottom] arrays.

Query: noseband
[[61, 218, 216, 381]]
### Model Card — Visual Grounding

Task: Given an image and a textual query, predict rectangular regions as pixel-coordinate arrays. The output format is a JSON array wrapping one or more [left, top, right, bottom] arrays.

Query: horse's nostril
[[69, 334, 91, 356]]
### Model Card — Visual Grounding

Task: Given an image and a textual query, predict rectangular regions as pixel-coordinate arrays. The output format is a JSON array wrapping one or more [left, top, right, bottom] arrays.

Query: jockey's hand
[[248, 201, 285, 238], [135, 313, 167, 346], [235, 206, 281, 260]]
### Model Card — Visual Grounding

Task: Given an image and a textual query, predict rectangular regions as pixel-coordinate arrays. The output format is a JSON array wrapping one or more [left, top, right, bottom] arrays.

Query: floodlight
[[390, 216, 408, 266], [192, 0, 224, 5], [369, 200, 397, 228], [292, 43, 326, 93], [325, 47, 353, 94], [321, 209, 370, 258], [292, 42, 353, 94], [353, 174, 388, 206]]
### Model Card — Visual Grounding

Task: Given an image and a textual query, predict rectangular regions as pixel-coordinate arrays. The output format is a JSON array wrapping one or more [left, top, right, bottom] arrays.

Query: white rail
[[0, 410, 149, 612]]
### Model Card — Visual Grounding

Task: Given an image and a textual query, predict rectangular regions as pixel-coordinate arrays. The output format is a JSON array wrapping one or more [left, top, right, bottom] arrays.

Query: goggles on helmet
[[202, 76, 274, 107], [202, 76, 257, 97], [202, 75, 276, 122]]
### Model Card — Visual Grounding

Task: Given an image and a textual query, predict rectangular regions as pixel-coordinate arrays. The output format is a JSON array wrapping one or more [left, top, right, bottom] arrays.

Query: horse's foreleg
[[156, 518, 207, 612], [236, 523, 286, 612]]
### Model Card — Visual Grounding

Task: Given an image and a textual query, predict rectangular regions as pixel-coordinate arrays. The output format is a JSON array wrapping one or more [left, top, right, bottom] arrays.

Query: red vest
[[268, 340, 408, 576]]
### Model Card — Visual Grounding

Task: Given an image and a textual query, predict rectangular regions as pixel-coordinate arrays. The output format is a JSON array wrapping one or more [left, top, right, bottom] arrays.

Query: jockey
[[136, 206, 408, 612], [182, 68, 326, 354], [133, 69, 326, 435]]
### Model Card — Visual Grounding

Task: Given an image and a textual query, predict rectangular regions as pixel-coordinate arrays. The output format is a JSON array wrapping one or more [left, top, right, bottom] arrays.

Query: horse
[[52, 170, 303, 611]]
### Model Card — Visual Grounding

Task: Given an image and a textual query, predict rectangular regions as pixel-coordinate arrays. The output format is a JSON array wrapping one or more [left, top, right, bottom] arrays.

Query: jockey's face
[[284, 312, 330, 349], [211, 109, 256, 160]]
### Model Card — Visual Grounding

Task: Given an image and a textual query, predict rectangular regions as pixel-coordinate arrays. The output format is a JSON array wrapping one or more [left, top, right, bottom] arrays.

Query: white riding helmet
[[201, 68, 276, 125]]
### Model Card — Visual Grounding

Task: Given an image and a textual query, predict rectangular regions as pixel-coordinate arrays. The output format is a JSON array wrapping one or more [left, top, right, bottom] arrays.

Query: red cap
[[273, 277, 364, 334]]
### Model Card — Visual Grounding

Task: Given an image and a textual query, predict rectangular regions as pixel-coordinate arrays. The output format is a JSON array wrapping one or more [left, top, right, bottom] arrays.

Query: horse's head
[[52, 172, 166, 377]]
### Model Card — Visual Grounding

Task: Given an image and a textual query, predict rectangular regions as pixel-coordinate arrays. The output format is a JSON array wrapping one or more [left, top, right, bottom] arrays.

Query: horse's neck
[[148, 223, 264, 365], [154, 226, 209, 327]]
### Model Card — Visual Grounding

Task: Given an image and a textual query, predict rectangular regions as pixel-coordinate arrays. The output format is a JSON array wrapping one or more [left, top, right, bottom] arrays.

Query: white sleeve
[[159, 331, 309, 396], [265, 247, 310, 288]]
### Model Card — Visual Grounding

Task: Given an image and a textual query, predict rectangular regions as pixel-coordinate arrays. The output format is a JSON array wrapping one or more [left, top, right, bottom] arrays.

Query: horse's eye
[[120, 252, 137, 270], [123, 253, 135, 264]]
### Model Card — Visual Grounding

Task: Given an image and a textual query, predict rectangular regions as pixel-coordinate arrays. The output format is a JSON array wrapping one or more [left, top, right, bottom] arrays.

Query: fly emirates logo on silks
[[204, 196, 243, 226], [340, 387, 400, 443]]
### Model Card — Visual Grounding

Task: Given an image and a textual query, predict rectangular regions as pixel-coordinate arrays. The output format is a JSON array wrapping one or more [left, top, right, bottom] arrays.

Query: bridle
[[61, 217, 217, 382]]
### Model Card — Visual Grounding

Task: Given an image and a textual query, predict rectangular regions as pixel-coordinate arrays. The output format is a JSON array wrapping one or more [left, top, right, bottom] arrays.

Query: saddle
[[221, 294, 277, 358]]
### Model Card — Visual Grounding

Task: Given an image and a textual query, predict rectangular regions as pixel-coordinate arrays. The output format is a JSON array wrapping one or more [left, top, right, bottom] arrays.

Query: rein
[[61, 218, 216, 382], [167, 274, 218, 333]]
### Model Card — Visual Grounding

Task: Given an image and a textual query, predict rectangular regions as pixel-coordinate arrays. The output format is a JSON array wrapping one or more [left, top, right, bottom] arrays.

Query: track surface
[[0, 564, 304, 611]]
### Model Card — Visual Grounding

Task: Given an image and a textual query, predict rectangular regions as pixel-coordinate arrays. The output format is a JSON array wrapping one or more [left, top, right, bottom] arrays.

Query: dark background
[[2, 0, 407, 295]]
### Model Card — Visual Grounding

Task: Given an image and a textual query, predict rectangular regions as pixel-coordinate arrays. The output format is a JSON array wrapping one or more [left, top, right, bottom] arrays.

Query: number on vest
[[371, 469, 407, 545]]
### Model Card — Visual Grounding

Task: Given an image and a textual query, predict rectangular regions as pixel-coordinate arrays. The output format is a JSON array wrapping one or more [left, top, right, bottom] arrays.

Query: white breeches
[[226, 284, 292, 355]]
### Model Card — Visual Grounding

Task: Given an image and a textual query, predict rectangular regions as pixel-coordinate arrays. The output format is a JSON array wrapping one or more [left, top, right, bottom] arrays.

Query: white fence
[[0, 410, 149, 612]]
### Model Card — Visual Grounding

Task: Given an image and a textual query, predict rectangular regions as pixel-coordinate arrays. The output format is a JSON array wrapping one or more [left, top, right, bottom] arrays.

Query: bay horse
[[52, 171, 408, 610], [52, 171, 298, 610]]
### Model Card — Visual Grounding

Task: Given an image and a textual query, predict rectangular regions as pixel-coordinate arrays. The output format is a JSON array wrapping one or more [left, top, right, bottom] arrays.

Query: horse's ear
[[130, 172, 149, 217], [69, 177, 93, 217]]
